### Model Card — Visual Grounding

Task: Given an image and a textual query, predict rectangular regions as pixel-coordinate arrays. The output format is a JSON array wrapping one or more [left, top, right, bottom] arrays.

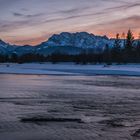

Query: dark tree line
[[0, 53, 46, 63], [73, 29, 140, 64], [0, 29, 140, 64]]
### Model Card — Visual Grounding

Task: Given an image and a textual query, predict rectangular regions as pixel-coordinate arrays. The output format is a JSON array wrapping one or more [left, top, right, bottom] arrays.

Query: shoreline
[[0, 63, 140, 76]]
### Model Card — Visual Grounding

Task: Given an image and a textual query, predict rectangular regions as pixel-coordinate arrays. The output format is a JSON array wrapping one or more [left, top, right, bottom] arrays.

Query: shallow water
[[0, 74, 140, 140]]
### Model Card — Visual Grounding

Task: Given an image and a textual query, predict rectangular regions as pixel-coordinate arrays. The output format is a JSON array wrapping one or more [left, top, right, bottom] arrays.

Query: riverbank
[[0, 63, 140, 76]]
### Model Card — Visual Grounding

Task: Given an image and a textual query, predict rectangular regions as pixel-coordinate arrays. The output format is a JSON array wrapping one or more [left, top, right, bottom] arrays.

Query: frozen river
[[0, 74, 140, 140]]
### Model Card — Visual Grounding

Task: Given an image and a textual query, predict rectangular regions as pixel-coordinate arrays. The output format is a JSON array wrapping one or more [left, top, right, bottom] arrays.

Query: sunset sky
[[0, 0, 140, 45]]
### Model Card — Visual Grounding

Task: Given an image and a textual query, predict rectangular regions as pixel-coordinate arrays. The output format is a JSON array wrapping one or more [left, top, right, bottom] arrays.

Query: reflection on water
[[0, 75, 140, 140]]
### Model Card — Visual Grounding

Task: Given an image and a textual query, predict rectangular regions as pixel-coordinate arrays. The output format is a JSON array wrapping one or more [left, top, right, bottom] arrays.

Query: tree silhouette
[[112, 33, 121, 64], [125, 29, 134, 62]]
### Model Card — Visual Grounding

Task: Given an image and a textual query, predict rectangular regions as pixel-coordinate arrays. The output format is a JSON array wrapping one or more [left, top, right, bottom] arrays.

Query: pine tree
[[112, 33, 121, 63], [125, 29, 134, 62], [114, 33, 121, 49], [103, 44, 111, 65], [135, 33, 140, 62], [121, 32, 126, 48], [137, 33, 140, 47], [11, 53, 18, 63], [126, 29, 134, 52]]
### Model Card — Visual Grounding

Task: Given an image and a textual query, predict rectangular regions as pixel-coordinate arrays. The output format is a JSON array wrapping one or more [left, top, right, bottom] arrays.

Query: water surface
[[0, 75, 140, 140]]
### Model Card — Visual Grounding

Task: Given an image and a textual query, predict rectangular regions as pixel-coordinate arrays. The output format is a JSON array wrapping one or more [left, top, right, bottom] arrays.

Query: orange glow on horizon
[[3, 31, 140, 46]]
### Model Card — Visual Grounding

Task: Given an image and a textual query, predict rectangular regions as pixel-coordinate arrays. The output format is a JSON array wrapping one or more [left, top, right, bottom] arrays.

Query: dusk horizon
[[0, 0, 140, 45], [0, 30, 137, 46]]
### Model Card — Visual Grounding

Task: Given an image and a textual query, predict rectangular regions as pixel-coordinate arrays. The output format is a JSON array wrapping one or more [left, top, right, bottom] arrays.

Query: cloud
[[43, 10, 108, 24], [99, 15, 140, 29], [13, 12, 23, 17], [0, 18, 39, 33], [85, 15, 140, 37], [12, 12, 44, 18], [0, 12, 45, 33], [106, 2, 140, 11], [42, 1, 140, 24]]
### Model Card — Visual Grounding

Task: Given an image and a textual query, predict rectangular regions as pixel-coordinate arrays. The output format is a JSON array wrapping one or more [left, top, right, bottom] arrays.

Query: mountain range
[[0, 32, 129, 56]]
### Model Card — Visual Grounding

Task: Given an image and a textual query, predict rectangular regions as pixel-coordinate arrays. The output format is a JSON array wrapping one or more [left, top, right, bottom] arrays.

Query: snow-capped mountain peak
[[39, 32, 112, 50]]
